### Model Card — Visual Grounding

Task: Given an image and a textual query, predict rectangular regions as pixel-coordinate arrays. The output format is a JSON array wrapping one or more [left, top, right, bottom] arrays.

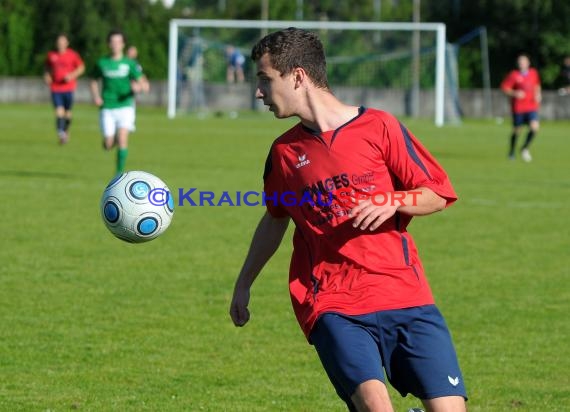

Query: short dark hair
[[251, 28, 329, 89], [107, 29, 126, 44]]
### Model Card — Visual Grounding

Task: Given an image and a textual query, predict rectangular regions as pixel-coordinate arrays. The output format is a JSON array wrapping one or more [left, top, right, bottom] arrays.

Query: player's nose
[[255, 87, 264, 99]]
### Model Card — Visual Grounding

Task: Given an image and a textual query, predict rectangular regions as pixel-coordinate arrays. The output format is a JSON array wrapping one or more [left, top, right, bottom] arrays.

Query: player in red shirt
[[229, 28, 467, 412], [500, 54, 541, 162], [44, 34, 85, 144]]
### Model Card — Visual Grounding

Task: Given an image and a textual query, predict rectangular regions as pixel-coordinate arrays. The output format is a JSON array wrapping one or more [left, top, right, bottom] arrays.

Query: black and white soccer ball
[[101, 171, 174, 243]]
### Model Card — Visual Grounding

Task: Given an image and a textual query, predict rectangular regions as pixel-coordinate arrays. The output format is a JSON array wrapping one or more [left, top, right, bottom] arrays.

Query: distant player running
[[90, 30, 146, 175], [44, 33, 85, 144], [500, 54, 541, 162]]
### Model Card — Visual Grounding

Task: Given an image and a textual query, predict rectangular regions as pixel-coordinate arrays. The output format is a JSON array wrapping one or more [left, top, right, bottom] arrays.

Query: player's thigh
[[528, 112, 540, 131], [116, 106, 136, 132], [51, 93, 65, 114], [310, 313, 385, 408], [100, 109, 117, 139], [512, 112, 525, 129], [62, 92, 74, 112], [379, 305, 467, 401]]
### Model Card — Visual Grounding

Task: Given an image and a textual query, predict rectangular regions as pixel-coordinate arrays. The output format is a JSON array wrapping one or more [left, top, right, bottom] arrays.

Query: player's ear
[[292, 67, 307, 89]]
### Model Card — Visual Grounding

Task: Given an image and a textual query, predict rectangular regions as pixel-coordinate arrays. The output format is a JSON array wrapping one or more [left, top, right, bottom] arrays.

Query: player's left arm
[[64, 52, 85, 82], [350, 187, 446, 231], [350, 114, 456, 231], [64, 63, 85, 82], [534, 71, 542, 103], [130, 61, 149, 94]]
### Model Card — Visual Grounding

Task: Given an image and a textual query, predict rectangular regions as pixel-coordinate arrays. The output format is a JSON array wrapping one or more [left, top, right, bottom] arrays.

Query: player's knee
[[421, 395, 466, 412], [351, 380, 394, 412]]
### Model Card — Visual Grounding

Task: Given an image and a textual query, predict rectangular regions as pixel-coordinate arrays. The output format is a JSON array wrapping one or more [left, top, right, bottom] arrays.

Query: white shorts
[[100, 107, 136, 139]]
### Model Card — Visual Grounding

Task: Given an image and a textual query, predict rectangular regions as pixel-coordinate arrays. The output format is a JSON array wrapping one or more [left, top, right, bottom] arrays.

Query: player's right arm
[[501, 71, 525, 99], [43, 58, 53, 86], [89, 79, 103, 107], [229, 211, 290, 327], [89, 62, 104, 106]]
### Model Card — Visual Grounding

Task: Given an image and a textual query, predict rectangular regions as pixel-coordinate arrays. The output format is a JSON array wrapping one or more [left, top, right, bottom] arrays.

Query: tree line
[[0, 0, 568, 88]]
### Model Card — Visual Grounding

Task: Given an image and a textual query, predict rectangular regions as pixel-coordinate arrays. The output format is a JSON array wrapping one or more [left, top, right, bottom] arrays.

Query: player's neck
[[111, 52, 124, 60], [299, 90, 360, 133]]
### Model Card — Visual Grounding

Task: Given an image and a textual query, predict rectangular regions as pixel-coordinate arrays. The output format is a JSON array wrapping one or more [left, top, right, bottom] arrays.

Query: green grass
[[0, 103, 568, 411]]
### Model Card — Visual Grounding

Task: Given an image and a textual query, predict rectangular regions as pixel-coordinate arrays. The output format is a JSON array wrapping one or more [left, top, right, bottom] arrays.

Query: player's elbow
[[433, 196, 447, 212]]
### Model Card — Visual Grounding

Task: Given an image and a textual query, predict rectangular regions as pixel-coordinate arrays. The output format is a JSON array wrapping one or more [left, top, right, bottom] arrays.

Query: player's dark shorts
[[309, 305, 467, 410], [512, 111, 539, 127], [51, 91, 74, 110]]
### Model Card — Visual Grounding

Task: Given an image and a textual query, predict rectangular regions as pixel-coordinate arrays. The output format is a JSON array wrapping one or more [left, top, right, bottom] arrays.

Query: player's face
[[517, 56, 530, 72], [108, 34, 125, 57], [255, 53, 298, 119], [56, 36, 69, 52], [127, 46, 137, 60]]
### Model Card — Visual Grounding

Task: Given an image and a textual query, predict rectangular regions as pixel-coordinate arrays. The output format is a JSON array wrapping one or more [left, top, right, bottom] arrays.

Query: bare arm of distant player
[[230, 212, 290, 327], [64, 63, 85, 82], [503, 87, 526, 99], [130, 76, 149, 94], [43, 66, 53, 86], [349, 186, 447, 231], [535, 84, 542, 103], [89, 79, 103, 107]]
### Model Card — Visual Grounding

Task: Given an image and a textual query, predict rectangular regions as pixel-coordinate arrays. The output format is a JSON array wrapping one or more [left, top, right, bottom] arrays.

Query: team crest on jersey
[[296, 154, 311, 169]]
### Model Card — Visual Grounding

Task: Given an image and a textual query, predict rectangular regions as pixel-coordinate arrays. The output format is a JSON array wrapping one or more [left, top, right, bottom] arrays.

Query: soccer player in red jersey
[[44, 34, 85, 144], [500, 53, 541, 162], [229, 28, 467, 412]]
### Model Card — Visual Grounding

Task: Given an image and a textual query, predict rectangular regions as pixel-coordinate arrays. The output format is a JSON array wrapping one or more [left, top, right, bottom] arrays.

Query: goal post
[[168, 19, 447, 126]]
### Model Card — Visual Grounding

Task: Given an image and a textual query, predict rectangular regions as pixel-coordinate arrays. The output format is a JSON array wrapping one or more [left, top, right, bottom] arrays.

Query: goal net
[[168, 20, 453, 126]]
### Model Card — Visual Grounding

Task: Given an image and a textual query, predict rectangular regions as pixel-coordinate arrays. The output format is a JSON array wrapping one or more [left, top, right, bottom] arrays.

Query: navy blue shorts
[[310, 305, 467, 408], [51, 91, 74, 111], [512, 111, 538, 127]]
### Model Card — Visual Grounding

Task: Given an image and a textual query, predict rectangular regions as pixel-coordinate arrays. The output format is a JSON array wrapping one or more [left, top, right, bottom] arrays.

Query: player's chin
[[269, 105, 289, 119]]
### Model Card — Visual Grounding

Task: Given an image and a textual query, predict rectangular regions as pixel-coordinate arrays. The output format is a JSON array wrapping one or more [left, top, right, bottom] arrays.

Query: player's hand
[[131, 80, 142, 94], [513, 90, 526, 99], [349, 197, 399, 231], [93, 97, 103, 107], [230, 286, 251, 327]]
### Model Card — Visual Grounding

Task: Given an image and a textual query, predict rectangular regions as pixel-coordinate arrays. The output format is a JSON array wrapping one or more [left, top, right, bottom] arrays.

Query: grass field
[[0, 103, 568, 411]]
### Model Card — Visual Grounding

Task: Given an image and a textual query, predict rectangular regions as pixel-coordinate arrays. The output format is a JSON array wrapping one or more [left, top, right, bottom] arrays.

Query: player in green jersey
[[89, 30, 148, 175]]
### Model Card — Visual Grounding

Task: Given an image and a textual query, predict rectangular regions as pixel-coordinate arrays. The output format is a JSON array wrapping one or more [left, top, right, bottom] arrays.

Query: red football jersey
[[45, 49, 84, 92], [264, 107, 458, 339], [500, 68, 541, 114]]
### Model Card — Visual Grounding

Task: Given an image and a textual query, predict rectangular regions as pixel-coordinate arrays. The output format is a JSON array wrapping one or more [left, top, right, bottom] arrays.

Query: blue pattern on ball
[[104, 202, 120, 223], [130, 181, 151, 200], [167, 191, 175, 212], [138, 217, 158, 235], [105, 173, 124, 189]]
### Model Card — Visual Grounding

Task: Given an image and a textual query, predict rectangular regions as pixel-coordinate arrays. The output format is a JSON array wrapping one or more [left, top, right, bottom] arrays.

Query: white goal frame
[[168, 19, 446, 126]]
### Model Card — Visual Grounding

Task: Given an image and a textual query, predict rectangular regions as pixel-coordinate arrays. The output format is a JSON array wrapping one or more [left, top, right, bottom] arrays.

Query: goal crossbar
[[168, 19, 446, 126]]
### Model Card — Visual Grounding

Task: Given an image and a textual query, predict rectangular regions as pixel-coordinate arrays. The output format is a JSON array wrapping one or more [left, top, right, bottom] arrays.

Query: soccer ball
[[100, 171, 174, 243]]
